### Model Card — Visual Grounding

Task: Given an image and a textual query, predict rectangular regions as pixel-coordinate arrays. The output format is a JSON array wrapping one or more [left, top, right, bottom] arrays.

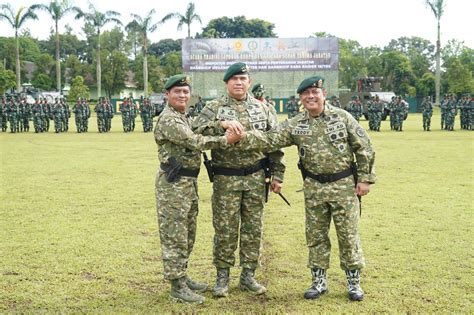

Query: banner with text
[[182, 37, 338, 72]]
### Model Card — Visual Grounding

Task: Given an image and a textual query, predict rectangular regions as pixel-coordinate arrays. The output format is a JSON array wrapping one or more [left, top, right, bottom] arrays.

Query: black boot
[[185, 276, 208, 293], [170, 277, 205, 304], [212, 268, 230, 297], [239, 268, 266, 295], [304, 268, 328, 299], [345, 269, 364, 301]]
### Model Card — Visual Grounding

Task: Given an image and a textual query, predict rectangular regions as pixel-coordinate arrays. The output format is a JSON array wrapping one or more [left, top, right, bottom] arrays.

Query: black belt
[[160, 164, 200, 178], [213, 159, 265, 176], [298, 161, 353, 183]]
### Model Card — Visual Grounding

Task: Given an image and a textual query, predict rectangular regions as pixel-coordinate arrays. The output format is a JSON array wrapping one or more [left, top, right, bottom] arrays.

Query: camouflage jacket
[[154, 104, 229, 170], [192, 93, 285, 182], [241, 104, 376, 184]]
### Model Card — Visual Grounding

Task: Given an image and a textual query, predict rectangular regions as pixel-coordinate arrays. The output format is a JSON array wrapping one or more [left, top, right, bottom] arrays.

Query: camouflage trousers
[[155, 170, 199, 280], [422, 112, 432, 129], [212, 171, 265, 270], [304, 178, 364, 270]]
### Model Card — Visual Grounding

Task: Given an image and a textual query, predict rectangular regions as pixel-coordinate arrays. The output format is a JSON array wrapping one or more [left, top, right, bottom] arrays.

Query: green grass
[[1, 112, 473, 313]]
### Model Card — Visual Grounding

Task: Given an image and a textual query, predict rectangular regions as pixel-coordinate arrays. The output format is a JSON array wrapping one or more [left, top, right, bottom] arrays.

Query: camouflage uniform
[[73, 100, 84, 132], [287, 96, 300, 118], [82, 100, 90, 132], [130, 99, 138, 131], [0, 97, 7, 132], [120, 99, 131, 132], [192, 93, 284, 271], [7, 97, 20, 133], [154, 104, 230, 281], [421, 97, 433, 131], [52, 101, 64, 133], [246, 104, 376, 270]]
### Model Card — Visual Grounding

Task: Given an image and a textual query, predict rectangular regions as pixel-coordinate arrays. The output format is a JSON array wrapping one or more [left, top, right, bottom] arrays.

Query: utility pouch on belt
[[202, 152, 214, 182], [161, 156, 182, 183]]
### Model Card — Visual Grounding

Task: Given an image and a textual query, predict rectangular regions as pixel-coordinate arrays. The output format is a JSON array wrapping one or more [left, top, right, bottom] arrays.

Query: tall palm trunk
[[15, 31, 21, 92], [97, 30, 101, 98], [55, 20, 61, 92], [435, 19, 441, 105], [143, 36, 148, 97]]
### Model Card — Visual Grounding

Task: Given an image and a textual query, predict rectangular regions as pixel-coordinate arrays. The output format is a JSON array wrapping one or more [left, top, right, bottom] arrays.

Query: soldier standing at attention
[[421, 96, 433, 131], [287, 95, 300, 118], [241, 76, 376, 301], [154, 74, 245, 304], [120, 97, 131, 132], [192, 62, 285, 298], [73, 98, 84, 133]]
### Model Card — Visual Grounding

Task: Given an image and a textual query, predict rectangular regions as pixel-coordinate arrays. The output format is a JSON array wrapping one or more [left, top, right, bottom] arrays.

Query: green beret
[[296, 76, 324, 94], [251, 83, 264, 93], [164, 74, 191, 91], [223, 62, 250, 82]]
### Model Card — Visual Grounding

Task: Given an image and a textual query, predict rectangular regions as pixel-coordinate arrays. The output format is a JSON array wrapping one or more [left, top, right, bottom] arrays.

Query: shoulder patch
[[356, 127, 366, 137]]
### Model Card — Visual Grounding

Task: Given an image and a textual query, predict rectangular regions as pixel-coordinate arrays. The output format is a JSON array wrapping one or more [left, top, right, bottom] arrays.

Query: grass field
[[1, 111, 473, 313]]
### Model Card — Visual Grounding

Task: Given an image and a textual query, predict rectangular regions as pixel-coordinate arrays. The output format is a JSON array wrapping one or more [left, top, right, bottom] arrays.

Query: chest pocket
[[246, 105, 267, 131], [217, 107, 237, 121]]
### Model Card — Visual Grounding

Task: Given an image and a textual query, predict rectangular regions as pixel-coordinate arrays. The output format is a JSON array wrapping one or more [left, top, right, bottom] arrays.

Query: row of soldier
[[439, 94, 472, 131], [2, 93, 472, 134], [0, 96, 71, 133]]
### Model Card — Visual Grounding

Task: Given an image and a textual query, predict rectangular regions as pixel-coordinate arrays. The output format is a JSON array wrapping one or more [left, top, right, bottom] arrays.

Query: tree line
[[0, 1, 472, 102]]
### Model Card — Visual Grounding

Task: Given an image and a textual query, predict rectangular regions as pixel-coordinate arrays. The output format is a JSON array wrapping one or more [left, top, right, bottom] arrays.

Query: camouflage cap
[[164, 74, 191, 91], [223, 62, 250, 82], [296, 76, 324, 94], [251, 83, 264, 93]]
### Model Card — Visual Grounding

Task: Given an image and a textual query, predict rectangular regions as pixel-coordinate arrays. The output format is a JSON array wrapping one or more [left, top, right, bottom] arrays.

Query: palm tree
[[126, 9, 161, 97], [31, 0, 76, 93], [425, 0, 445, 105], [0, 4, 38, 92], [74, 3, 121, 98], [161, 2, 202, 39]]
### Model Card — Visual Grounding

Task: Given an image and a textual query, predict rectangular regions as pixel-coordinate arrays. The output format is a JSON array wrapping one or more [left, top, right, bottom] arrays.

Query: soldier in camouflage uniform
[[120, 97, 131, 132], [192, 62, 285, 298], [130, 97, 138, 131], [73, 98, 84, 133], [346, 95, 363, 122], [329, 95, 341, 108], [7, 96, 20, 133], [154, 74, 244, 304], [32, 98, 43, 133], [445, 94, 457, 131], [94, 98, 106, 133], [61, 98, 70, 132], [287, 95, 300, 118], [52, 99, 64, 133], [105, 98, 114, 132], [19, 97, 31, 132], [421, 96, 433, 131], [440, 94, 448, 129], [0, 96, 7, 132], [241, 76, 376, 301]]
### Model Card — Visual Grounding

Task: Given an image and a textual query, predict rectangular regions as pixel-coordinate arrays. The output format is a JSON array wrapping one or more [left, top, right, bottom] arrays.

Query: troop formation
[[439, 94, 472, 131], [1, 95, 31, 133]]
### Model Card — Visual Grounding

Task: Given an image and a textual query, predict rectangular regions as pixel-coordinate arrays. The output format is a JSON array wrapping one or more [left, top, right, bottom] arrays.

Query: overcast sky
[[1, 0, 472, 48]]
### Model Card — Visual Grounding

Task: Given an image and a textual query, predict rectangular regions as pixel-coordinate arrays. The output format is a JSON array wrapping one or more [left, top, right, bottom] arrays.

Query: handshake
[[221, 121, 247, 144]]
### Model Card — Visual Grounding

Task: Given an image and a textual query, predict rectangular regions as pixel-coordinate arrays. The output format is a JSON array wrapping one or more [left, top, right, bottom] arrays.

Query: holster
[[161, 156, 183, 183], [202, 152, 214, 182]]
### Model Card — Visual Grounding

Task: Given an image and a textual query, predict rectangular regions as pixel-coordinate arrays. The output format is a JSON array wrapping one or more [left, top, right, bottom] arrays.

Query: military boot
[[212, 268, 230, 297], [304, 268, 328, 299], [186, 276, 208, 293], [345, 269, 364, 301], [239, 268, 267, 295], [170, 277, 205, 304]]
